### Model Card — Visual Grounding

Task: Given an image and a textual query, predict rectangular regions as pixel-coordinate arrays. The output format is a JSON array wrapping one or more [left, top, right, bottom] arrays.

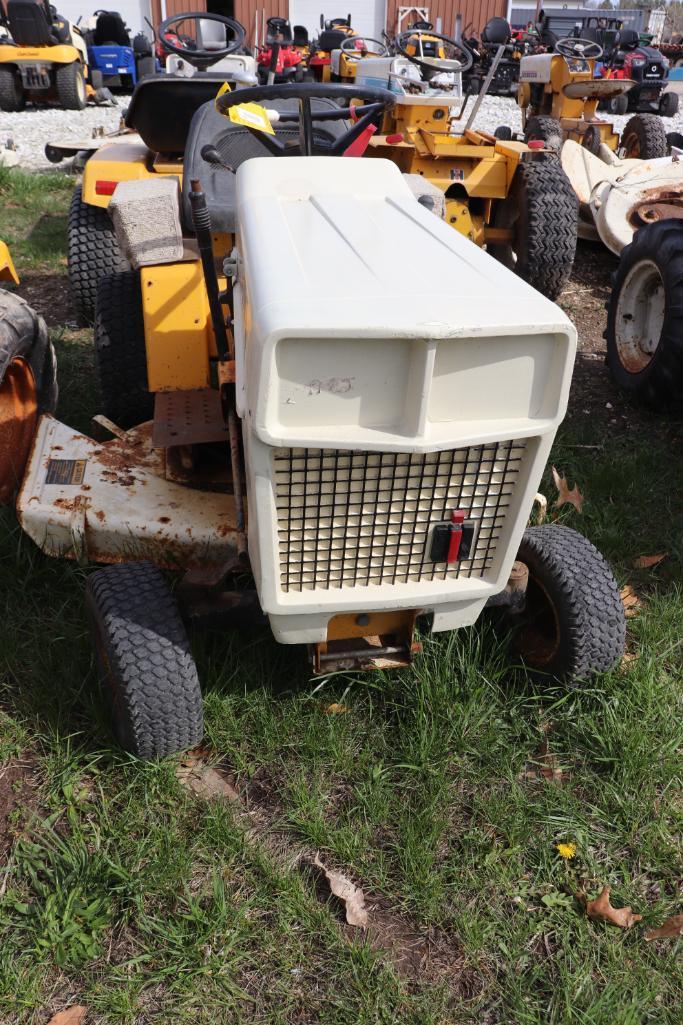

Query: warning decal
[[45, 459, 87, 485]]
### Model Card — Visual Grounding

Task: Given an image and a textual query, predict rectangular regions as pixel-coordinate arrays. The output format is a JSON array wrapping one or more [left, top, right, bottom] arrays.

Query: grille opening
[[273, 442, 526, 593]]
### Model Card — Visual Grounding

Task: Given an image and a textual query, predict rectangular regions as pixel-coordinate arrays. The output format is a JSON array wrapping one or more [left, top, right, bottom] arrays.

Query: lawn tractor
[[518, 36, 668, 160], [465, 17, 524, 98], [81, 9, 155, 91], [356, 27, 578, 300], [0, 0, 92, 110], [66, 11, 254, 324], [329, 32, 389, 83], [308, 13, 355, 83], [0, 80, 625, 759], [597, 26, 677, 118], [256, 16, 306, 84]]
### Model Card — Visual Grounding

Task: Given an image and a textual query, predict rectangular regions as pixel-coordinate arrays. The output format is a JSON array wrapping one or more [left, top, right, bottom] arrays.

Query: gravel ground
[[3, 92, 683, 171]]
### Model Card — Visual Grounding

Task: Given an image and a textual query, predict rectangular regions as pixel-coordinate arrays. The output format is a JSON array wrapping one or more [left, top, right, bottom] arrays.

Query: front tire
[[620, 114, 667, 159], [55, 61, 87, 110], [86, 562, 204, 759], [67, 186, 129, 325], [523, 115, 563, 153], [489, 160, 577, 300], [0, 66, 24, 111], [659, 91, 679, 118], [94, 271, 153, 428], [513, 526, 625, 684], [606, 219, 683, 407], [607, 93, 628, 116]]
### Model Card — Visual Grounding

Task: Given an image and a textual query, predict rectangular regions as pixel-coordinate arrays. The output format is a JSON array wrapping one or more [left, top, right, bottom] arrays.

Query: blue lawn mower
[[83, 9, 155, 90]]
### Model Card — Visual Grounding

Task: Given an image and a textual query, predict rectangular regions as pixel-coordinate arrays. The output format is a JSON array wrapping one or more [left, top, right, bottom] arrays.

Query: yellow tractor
[[0, 80, 625, 759], [517, 35, 667, 159], [0, 0, 91, 110], [330, 32, 389, 83], [357, 26, 578, 299]]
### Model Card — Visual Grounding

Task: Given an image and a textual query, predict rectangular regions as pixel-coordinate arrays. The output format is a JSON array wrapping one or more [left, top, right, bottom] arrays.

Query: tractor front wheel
[[94, 271, 153, 428], [659, 91, 679, 118], [607, 93, 628, 115], [86, 562, 204, 759], [513, 526, 625, 685], [606, 219, 683, 407], [620, 114, 667, 159], [67, 186, 129, 325], [488, 160, 577, 300], [0, 291, 57, 504], [523, 115, 563, 153], [55, 61, 87, 110], [0, 67, 24, 111]]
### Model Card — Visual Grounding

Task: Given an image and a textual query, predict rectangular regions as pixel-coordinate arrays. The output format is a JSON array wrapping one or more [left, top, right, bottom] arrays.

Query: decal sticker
[[228, 102, 276, 134], [45, 459, 87, 485], [449, 168, 465, 182]]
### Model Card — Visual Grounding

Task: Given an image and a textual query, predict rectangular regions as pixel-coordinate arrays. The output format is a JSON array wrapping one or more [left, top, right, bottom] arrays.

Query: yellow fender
[[0, 43, 83, 65], [0, 241, 19, 285]]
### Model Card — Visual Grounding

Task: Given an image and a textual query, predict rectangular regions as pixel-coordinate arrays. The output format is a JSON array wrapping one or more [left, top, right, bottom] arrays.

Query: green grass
[[0, 167, 73, 270], [0, 169, 681, 1024]]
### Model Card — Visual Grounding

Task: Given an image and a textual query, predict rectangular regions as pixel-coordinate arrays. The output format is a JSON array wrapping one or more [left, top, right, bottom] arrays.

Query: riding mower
[[308, 14, 355, 83], [517, 35, 668, 160], [355, 26, 578, 300], [256, 16, 306, 84], [0, 0, 92, 110], [1, 79, 625, 759], [465, 16, 522, 98], [81, 9, 155, 91], [66, 12, 254, 325], [329, 32, 389, 83], [597, 26, 678, 118]]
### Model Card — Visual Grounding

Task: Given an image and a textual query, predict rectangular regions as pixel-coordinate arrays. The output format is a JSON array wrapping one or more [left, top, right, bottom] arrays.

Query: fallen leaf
[[313, 855, 368, 927], [552, 467, 584, 514], [621, 652, 639, 665], [324, 703, 349, 715], [644, 913, 683, 941], [620, 585, 645, 618], [47, 1008, 87, 1025], [176, 762, 239, 803], [583, 886, 642, 929], [633, 553, 667, 570], [533, 492, 548, 524], [521, 736, 563, 783]]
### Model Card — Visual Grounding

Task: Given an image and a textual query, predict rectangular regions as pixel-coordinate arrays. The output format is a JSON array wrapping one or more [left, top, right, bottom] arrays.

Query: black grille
[[273, 442, 526, 593]]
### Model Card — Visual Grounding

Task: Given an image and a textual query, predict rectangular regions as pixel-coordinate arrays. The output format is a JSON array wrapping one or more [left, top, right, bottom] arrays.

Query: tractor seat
[[317, 29, 348, 52], [181, 97, 349, 233], [93, 10, 130, 47], [292, 24, 308, 46], [6, 0, 57, 46], [124, 74, 234, 154], [563, 78, 633, 100], [266, 17, 293, 44]]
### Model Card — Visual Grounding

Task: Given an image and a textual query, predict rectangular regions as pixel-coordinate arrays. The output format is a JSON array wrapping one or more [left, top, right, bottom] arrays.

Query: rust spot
[[94, 509, 106, 522], [81, 484, 91, 491], [158, 516, 171, 524], [0, 358, 38, 505]]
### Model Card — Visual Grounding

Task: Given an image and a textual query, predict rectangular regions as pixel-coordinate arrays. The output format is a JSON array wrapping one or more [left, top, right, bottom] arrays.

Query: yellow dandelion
[[556, 842, 577, 860]]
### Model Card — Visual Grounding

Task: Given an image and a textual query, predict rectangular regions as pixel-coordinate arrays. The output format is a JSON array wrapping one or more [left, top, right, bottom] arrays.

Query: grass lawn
[[0, 168, 681, 1025]]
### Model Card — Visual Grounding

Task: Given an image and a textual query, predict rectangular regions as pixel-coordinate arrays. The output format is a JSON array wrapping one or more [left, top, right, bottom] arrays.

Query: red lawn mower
[[257, 16, 307, 83]]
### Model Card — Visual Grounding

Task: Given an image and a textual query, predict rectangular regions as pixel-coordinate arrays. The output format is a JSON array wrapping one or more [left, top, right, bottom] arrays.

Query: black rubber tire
[[582, 124, 602, 155], [0, 66, 24, 111], [523, 115, 563, 153], [67, 186, 129, 325], [659, 91, 679, 118], [605, 219, 683, 407], [94, 271, 153, 428], [620, 114, 667, 159], [494, 125, 513, 141], [55, 61, 87, 110], [608, 93, 628, 116], [489, 159, 578, 300], [514, 526, 625, 685], [667, 130, 683, 153], [85, 562, 204, 759]]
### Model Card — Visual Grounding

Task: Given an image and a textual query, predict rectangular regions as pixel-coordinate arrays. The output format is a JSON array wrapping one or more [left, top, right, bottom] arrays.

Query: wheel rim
[[0, 357, 38, 504], [515, 571, 561, 668], [622, 131, 640, 158], [614, 259, 665, 374]]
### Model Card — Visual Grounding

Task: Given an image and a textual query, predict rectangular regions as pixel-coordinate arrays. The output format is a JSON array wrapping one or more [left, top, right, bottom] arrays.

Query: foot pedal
[[152, 389, 228, 449]]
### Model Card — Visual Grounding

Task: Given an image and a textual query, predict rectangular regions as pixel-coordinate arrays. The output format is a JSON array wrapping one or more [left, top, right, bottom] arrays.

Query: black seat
[[318, 29, 347, 52], [292, 24, 308, 46], [6, 0, 55, 46], [93, 11, 130, 47], [482, 17, 511, 46], [266, 17, 292, 45], [615, 28, 639, 53], [181, 97, 348, 233], [124, 74, 232, 154]]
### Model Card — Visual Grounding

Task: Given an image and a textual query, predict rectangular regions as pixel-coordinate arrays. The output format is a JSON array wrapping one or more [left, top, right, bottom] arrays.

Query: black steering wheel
[[396, 28, 474, 73], [215, 82, 395, 157], [340, 35, 389, 59], [556, 36, 603, 60], [158, 12, 246, 66]]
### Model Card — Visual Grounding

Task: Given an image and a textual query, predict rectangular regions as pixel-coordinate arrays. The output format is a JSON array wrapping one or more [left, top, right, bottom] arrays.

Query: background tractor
[[81, 9, 155, 91]]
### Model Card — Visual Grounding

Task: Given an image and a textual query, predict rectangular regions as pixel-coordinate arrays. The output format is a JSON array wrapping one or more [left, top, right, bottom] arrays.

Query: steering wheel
[[158, 12, 246, 66], [215, 82, 395, 158], [556, 36, 603, 60], [340, 35, 389, 59], [396, 28, 474, 73]]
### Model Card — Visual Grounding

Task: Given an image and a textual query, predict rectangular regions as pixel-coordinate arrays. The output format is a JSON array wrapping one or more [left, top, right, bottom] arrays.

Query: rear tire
[[608, 93, 628, 115], [659, 91, 679, 118], [494, 125, 513, 141], [94, 271, 153, 428], [489, 160, 577, 300], [513, 526, 625, 685], [667, 131, 683, 153], [86, 562, 204, 759], [606, 219, 683, 407], [620, 114, 667, 159], [55, 61, 87, 110], [67, 186, 129, 325], [0, 66, 24, 111], [523, 115, 563, 153]]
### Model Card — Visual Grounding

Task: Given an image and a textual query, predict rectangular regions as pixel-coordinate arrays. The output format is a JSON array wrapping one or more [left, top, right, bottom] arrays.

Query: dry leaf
[[522, 737, 563, 783], [644, 914, 683, 942], [533, 492, 548, 524], [324, 703, 349, 715], [583, 886, 642, 929], [620, 585, 644, 618], [313, 855, 368, 927], [176, 762, 239, 803], [621, 652, 639, 665], [47, 1008, 87, 1025], [633, 553, 667, 570], [552, 467, 584, 514]]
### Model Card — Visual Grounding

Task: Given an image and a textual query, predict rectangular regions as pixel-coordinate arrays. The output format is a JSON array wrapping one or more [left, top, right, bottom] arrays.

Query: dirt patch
[[0, 756, 39, 859], [16, 270, 74, 330]]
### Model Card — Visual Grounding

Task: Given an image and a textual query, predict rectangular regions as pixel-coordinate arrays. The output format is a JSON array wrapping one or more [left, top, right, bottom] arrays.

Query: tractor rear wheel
[[523, 115, 563, 153], [659, 91, 679, 118], [489, 159, 577, 300], [68, 186, 129, 325], [0, 291, 57, 504], [606, 219, 683, 407], [94, 271, 153, 428], [0, 67, 24, 111], [620, 114, 667, 159], [513, 526, 625, 685], [607, 93, 628, 115], [86, 561, 204, 759], [55, 61, 87, 110]]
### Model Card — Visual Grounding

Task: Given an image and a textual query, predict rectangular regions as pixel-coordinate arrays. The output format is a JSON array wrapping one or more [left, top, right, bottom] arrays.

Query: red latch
[[446, 510, 466, 563], [95, 180, 118, 196], [343, 123, 378, 157], [527, 140, 545, 150], [386, 132, 404, 144]]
